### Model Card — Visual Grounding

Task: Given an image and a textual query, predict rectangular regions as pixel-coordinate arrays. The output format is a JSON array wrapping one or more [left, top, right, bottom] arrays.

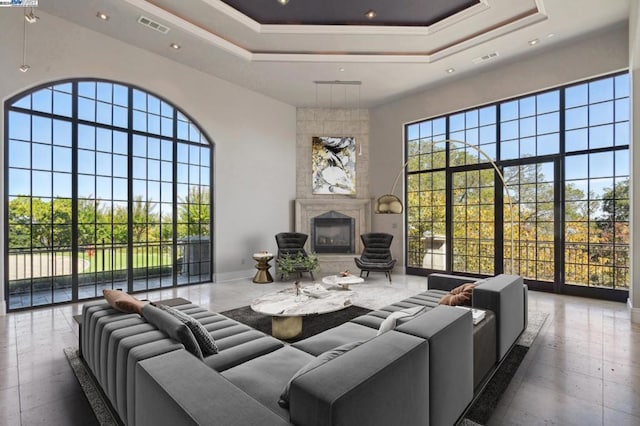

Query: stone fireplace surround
[[295, 198, 371, 274], [295, 107, 371, 275]]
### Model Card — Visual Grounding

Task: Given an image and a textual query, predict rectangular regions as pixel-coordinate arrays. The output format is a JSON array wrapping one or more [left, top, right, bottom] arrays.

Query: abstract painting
[[312, 136, 356, 194]]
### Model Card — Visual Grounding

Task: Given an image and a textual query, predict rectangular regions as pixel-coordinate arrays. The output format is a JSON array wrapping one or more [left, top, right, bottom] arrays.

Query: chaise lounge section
[[79, 273, 527, 425]]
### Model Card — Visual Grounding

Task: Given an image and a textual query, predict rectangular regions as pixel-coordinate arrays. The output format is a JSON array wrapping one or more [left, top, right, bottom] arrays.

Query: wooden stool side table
[[252, 252, 274, 283]]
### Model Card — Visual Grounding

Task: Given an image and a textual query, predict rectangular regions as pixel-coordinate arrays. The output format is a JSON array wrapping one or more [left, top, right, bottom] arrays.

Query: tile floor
[[0, 274, 639, 425]]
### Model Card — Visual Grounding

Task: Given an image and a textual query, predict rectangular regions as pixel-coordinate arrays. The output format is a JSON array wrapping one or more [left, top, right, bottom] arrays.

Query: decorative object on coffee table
[[252, 251, 274, 283], [251, 286, 354, 339], [322, 273, 364, 290]]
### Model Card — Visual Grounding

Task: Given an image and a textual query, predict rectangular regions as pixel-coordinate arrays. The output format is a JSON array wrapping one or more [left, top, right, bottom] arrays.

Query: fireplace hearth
[[311, 211, 355, 254]]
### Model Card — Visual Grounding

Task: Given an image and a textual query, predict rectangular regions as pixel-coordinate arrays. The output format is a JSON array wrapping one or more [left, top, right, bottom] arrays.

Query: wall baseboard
[[214, 269, 255, 283], [628, 298, 640, 324]]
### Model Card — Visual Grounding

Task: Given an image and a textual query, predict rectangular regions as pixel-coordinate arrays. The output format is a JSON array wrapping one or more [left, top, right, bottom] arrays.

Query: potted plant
[[276, 251, 320, 280]]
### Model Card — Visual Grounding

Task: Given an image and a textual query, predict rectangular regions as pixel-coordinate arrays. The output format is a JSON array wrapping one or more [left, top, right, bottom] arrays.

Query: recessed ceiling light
[[446, 68, 455, 74], [277, 0, 289, 5], [170, 43, 181, 50], [96, 12, 110, 21], [529, 39, 540, 46], [365, 10, 377, 19], [547, 33, 555, 38], [24, 10, 39, 24], [339, 67, 345, 72]]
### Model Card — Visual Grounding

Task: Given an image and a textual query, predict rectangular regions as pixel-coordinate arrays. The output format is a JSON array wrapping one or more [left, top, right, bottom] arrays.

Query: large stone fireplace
[[295, 107, 371, 274]]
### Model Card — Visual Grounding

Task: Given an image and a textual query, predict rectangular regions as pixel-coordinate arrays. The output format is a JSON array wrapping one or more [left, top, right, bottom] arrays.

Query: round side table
[[252, 253, 274, 284]]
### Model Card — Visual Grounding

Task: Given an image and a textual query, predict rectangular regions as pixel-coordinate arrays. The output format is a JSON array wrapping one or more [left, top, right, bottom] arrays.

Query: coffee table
[[322, 274, 365, 290], [251, 286, 354, 339]]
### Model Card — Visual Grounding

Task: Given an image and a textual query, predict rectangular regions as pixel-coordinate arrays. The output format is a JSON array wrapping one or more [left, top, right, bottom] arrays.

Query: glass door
[[503, 162, 555, 284]]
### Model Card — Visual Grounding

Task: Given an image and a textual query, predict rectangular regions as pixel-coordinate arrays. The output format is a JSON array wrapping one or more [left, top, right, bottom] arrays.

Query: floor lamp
[[375, 139, 516, 275]]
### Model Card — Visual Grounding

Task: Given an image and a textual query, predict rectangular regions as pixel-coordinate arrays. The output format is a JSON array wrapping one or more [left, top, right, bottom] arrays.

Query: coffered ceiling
[[37, 0, 629, 107], [216, 0, 479, 27]]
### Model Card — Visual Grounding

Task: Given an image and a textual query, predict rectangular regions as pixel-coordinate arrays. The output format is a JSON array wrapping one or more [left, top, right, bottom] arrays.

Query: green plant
[[276, 251, 319, 280]]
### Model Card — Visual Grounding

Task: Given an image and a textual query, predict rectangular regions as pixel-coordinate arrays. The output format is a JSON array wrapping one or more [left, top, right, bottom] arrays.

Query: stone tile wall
[[295, 107, 372, 275], [296, 108, 369, 199]]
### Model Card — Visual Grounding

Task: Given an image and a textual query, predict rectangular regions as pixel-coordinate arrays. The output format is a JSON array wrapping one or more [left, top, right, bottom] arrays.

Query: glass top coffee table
[[251, 285, 354, 339]]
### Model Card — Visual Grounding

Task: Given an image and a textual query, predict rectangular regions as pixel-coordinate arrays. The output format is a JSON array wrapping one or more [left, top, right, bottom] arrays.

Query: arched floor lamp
[[375, 139, 516, 275]]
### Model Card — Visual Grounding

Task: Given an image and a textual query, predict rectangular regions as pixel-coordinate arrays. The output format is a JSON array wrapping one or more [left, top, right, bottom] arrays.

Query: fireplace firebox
[[311, 211, 355, 254]]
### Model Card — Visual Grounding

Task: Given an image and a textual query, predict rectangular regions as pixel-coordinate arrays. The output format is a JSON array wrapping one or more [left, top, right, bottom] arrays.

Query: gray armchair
[[275, 232, 315, 280], [354, 233, 396, 282]]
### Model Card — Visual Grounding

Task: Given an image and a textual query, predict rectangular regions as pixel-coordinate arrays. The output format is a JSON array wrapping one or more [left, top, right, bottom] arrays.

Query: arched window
[[5, 80, 213, 311]]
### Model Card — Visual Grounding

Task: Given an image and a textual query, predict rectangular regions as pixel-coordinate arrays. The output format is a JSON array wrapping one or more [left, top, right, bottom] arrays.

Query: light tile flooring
[[0, 274, 639, 425]]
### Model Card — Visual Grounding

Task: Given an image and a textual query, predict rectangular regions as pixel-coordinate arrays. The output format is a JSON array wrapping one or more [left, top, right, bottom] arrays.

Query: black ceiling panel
[[219, 0, 480, 26]]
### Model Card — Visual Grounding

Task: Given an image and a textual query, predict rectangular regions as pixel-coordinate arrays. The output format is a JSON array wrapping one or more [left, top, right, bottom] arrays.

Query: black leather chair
[[275, 232, 315, 280], [354, 233, 397, 282]]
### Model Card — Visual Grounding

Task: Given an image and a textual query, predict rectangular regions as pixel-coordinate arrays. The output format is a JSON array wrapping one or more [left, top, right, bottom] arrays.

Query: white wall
[[370, 25, 630, 277], [0, 10, 296, 312]]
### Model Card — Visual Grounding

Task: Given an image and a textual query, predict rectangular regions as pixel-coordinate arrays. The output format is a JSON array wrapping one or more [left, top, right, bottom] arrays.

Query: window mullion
[[71, 81, 79, 301]]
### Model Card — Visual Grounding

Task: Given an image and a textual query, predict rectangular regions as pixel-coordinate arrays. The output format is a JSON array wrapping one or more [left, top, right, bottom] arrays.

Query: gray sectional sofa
[[80, 273, 527, 426]]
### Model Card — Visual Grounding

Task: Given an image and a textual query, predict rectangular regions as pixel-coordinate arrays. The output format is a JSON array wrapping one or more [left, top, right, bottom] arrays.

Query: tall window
[[5, 80, 213, 311], [406, 72, 629, 300]]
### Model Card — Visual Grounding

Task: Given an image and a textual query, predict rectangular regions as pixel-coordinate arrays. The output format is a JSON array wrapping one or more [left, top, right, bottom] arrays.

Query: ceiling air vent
[[472, 52, 499, 64], [137, 16, 170, 34]]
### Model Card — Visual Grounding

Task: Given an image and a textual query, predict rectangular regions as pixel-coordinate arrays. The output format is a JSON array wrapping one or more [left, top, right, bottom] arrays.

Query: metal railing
[[407, 238, 629, 288]]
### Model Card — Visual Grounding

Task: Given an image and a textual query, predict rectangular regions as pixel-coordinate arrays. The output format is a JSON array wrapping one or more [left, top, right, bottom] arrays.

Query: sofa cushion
[[154, 303, 219, 356], [292, 322, 378, 356], [439, 283, 476, 306], [395, 305, 473, 426], [279, 340, 365, 408], [221, 346, 314, 419], [377, 306, 426, 335], [141, 304, 203, 359]]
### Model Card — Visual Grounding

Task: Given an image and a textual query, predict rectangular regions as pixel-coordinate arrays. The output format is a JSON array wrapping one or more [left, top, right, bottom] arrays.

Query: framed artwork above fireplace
[[311, 136, 356, 195]]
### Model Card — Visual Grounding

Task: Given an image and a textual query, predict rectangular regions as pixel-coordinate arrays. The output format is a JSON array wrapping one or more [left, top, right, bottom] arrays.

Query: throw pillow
[[438, 283, 477, 306], [278, 340, 365, 409], [141, 304, 203, 359], [103, 289, 147, 315], [377, 306, 426, 336], [154, 304, 219, 356]]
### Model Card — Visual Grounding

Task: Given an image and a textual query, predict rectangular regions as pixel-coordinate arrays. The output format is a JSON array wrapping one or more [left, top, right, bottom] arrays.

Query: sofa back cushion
[[395, 305, 473, 426], [473, 274, 526, 360], [279, 340, 365, 408], [289, 330, 429, 426]]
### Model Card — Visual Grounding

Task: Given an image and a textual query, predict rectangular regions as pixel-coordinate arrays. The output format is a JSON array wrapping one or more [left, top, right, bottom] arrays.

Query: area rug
[[65, 309, 548, 426], [460, 310, 548, 425], [220, 305, 372, 342], [64, 347, 119, 426]]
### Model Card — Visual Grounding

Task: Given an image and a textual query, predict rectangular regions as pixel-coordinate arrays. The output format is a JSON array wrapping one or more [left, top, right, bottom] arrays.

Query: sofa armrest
[[427, 273, 479, 291], [135, 349, 289, 426], [395, 305, 473, 426], [473, 274, 527, 360], [289, 330, 429, 426]]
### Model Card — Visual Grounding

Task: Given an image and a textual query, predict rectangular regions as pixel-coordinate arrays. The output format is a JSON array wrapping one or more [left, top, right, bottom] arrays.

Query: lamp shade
[[375, 194, 403, 214]]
